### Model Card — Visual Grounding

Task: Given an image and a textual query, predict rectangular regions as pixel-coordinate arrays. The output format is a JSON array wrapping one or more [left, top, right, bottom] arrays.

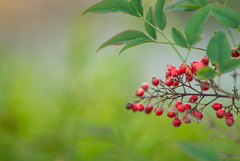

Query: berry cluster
[[126, 56, 239, 127]]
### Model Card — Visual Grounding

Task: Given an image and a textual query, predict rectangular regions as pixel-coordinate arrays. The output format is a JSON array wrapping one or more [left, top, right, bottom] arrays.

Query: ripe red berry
[[184, 103, 191, 110], [132, 104, 137, 112], [165, 78, 173, 86], [194, 111, 203, 120], [174, 100, 181, 108], [226, 117, 234, 127], [193, 62, 205, 71], [216, 109, 225, 118], [201, 82, 210, 91], [186, 75, 193, 82], [183, 115, 191, 123], [180, 63, 188, 71], [152, 77, 159, 86], [173, 117, 181, 127], [168, 107, 176, 118], [166, 71, 171, 78], [177, 68, 184, 75], [167, 65, 176, 71], [191, 109, 197, 116], [126, 102, 133, 110], [212, 102, 222, 111], [189, 95, 198, 103], [225, 112, 233, 119], [141, 83, 149, 91], [137, 103, 144, 111], [136, 88, 144, 97], [177, 104, 186, 112], [155, 107, 164, 116], [191, 61, 199, 68], [200, 56, 209, 66], [173, 81, 179, 86], [185, 68, 193, 76], [171, 69, 178, 77], [232, 50, 240, 58]]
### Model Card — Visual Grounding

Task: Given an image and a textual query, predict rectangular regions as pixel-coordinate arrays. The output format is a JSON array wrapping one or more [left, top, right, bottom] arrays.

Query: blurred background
[[0, 0, 239, 160]]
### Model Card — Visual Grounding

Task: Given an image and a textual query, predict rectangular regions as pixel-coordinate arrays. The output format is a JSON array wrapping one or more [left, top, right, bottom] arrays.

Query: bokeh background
[[0, 0, 240, 160]]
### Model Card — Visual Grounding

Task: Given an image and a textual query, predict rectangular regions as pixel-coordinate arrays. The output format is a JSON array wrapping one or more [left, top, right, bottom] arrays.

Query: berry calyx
[[189, 95, 198, 103], [141, 83, 149, 91], [216, 109, 225, 118], [152, 77, 159, 86], [136, 88, 144, 97], [173, 117, 181, 127], [212, 102, 222, 111], [155, 107, 164, 116]]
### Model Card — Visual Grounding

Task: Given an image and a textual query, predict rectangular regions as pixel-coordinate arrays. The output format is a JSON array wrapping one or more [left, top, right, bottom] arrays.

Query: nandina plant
[[81, 0, 240, 127]]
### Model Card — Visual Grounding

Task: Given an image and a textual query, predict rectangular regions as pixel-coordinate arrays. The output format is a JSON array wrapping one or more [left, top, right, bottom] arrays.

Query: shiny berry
[[177, 105, 186, 112], [152, 77, 159, 86], [173, 117, 181, 127], [177, 68, 184, 75], [166, 71, 171, 78], [171, 69, 178, 77], [201, 82, 210, 91], [165, 78, 173, 86], [167, 65, 176, 71], [180, 63, 188, 71], [132, 104, 137, 112], [137, 103, 144, 111], [193, 62, 205, 71], [200, 56, 209, 66], [216, 109, 225, 118], [212, 102, 222, 111], [174, 100, 181, 108], [194, 111, 203, 120], [141, 83, 149, 91], [186, 75, 193, 82], [184, 103, 191, 110], [173, 81, 179, 86], [189, 95, 198, 103], [232, 50, 240, 58], [225, 112, 233, 119], [155, 107, 164, 116], [136, 88, 144, 97], [191, 61, 199, 68], [168, 107, 176, 118], [185, 68, 193, 76], [226, 117, 234, 127]]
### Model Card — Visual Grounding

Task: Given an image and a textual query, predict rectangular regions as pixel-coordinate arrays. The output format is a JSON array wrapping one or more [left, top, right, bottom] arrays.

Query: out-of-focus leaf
[[166, 0, 197, 12], [145, 6, 156, 40], [178, 4, 202, 9], [81, 0, 139, 17], [96, 30, 152, 53], [196, 66, 217, 80], [155, 0, 167, 31], [193, 0, 207, 6], [171, 26, 188, 48], [185, 4, 213, 46], [221, 59, 240, 74], [131, 0, 143, 16], [206, 30, 231, 73], [212, 7, 240, 29]]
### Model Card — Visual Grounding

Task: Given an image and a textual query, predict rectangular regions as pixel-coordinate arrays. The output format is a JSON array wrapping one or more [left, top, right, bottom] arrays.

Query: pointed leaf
[[179, 4, 202, 9], [131, 0, 143, 16], [145, 6, 156, 40], [171, 26, 188, 48], [96, 30, 151, 53], [166, 0, 197, 12], [197, 66, 217, 80], [221, 59, 240, 74], [193, 0, 207, 6], [119, 38, 153, 55], [207, 30, 231, 73], [212, 7, 240, 29], [155, 0, 167, 31], [185, 4, 213, 46], [81, 0, 139, 17]]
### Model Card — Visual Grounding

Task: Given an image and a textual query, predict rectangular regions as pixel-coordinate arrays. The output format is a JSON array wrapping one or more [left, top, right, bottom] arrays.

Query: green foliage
[[131, 0, 143, 16], [196, 66, 217, 80], [81, 0, 139, 17], [166, 0, 197, 12], [171, 26, 188, 48], [155, 0, 167, 31], [145, 6, 156, 40]]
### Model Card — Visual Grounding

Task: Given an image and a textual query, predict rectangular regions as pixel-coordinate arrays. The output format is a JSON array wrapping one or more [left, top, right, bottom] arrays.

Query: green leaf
[[119, 38, 153, 55], [207, 30, 231, 73], [81, 0, 139, 17], [197, 66, 217, 80], [96, 30, 152, 53], [185, 4, 212, 46], [155, 0, 167, 31], [131, 0, 143, 16], [212, 7, 240, 29], [193, 0, 207, 6], [145, 6, 156, 40], [179, 142, 219, 161], [179, 4, 202, 9], [166, 0, 197, 12], [238, 25, 240, 31], [221, 59, 240, 74], [171, 26, 188, 48]]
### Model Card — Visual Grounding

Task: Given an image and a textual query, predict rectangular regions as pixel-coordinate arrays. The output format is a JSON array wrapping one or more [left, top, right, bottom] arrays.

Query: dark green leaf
[[207, 30, 231, 73], [197, 66, 217, 80], [119, 38, 153, 55], [81, 0, 139, 17], [179, 142, 219, 161], [96, 30, 151, 53], [145, 6, 156, 40], [221, 59, 240, 74], [171, 26, 188, 48], [193, 0, 207, 6], [212, 7, 240, 29], [166, 0, 197, 12], [179, 4, 202, 9], [155, 0, 167, 31], [185, 4, 213, 46], [131, 0, 143, 16]]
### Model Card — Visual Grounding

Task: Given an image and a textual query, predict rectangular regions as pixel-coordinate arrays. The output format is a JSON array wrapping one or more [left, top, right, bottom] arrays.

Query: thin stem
[[185, 48, 191, 62], [227, 27, 237, 47], [223, 0, 228, 6], [155, 41, 206, 51]]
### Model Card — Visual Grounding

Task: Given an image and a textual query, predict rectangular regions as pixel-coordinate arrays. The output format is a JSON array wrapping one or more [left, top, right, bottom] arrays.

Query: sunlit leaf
[[155, 0, 167, 31], [145, 6, 156, 40]]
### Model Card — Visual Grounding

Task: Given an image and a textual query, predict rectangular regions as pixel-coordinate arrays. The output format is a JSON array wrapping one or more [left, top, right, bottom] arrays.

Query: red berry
[[184, 103, 191, 110], [216, 109, 225, 118], [180, 63, 188, 71], [232, 50, 240, 58], [137, 103, 144, 111], [191, 61, 199, 68], [132, 104, 137, 112], [173, 81, 179, 86], [177, 68, 184, 75], [189, 95, 198, 103], [212, 102, 222, 111], [194, 111, 203, 120], [185, 68, 193, 76], [126, 102, 133, 110], [171, 69, 178, 77], [226, 117, 234, 126], [141, 83, 149, 91], [166, 71, 171, 78], [136, 88, 144, 97], [173, 117, 181, 127], [165, 78, 173, 86], [183, 115, 191, 123], [225, 112, 233, 119], [191, 109, 197, 116], [186, 75, 193, 82], [193, 62, 205, 71], [201, 82, 210, 91], [167, 65, 176, 71], [168, 107, 176, 118], [155, 107, 164, 116], [200, 56, 209, 66], [177, 104, 186, 112], [152, 77, 159, 86], [174, 100, 181, 108]]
